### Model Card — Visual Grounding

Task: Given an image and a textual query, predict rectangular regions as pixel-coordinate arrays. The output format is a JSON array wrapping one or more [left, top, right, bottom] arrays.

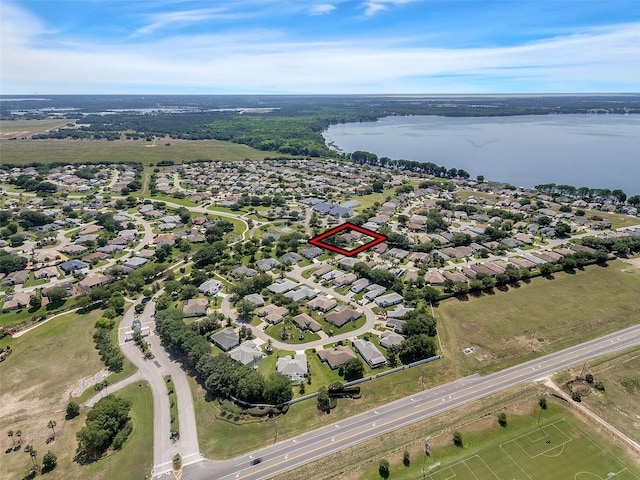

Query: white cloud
[[132, 7, 247, 36], [363, 2, 387, 16], [310, 4, 336, 16], [362, 0, 417, 17], [1, 2, 638, 94]]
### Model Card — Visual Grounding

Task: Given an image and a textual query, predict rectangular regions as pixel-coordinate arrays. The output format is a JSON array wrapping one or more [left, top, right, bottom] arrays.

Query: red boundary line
[[308, 222, 387, 257]]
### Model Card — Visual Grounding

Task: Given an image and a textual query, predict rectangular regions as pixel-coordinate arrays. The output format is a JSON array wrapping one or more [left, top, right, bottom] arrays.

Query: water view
[[324, 114, 640, 196]]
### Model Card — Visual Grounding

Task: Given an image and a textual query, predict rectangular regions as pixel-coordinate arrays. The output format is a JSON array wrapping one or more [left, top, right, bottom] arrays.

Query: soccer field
[[424, 419, 639, 480]]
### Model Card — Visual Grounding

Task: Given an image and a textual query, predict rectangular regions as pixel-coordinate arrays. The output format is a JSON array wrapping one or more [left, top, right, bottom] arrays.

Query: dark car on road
[[251, 458, 262, 465]]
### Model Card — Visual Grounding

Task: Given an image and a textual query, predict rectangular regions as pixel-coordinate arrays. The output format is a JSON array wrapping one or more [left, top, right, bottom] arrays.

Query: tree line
[[155, 308, 293, 406]]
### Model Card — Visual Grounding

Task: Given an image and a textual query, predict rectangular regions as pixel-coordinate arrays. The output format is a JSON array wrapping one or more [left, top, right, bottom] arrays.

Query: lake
[[323, 114, 640, 196]]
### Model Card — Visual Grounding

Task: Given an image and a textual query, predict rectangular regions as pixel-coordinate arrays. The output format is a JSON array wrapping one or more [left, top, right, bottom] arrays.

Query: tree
[[497, 413, 507, 427], [47, 420, 57, 440], [342, 357, 364, 381], [7, 429, 14, 447], [263, 372, 293, 405], [453, 431, 463, 447], [317, 386, 330, 412], [25, 444, 38, 467], [379, 459, 390, 479], [403, 450, 410, 466], [539, 396, 547, 410], [42, 450, 57, 473], [46, 286, 68, 304], [235, 299, 255, 321], [66, 400, 80, 419], [76, 395, 132, 459], [397, 335, 437, 364], [108, 292, 125, 313]]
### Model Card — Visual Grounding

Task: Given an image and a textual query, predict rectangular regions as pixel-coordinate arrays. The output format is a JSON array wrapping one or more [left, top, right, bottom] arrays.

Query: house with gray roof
[[229, 341, 264, 366], [281, 252, 303, 265], [350, 278, 371, 293], [352, 338, 386, 368], [210, 327, 240, 351], [374, 292, 403, 308], [243, 293, 265, 307], [267, 279, 298, 294], [199, 280, 222, 296], [256, 258, 280, 271], [299, 246, 323, 259], [231, 265, 257, 278], [277, 354, 308, 381], [364, 284, 386, 300], [285, 286, 318, 302], [379, 330, 405, 349], [124, 257, 148, 270]]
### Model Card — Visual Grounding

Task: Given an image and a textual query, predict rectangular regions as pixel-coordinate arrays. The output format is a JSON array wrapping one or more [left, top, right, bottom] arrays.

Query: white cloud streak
[[1, 3, 638, 94], [310, 4, 336, 16]]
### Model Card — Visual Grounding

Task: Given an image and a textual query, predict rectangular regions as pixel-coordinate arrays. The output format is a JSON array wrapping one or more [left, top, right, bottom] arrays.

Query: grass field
[[277, 391, 640, 480], [437, 260, 640, 376], [0, 309, 105, 427], [1, 381, 154, 480], [359, 416, 640, 480], [0, 119, 74, 138], [0, 137, 272, 165], [561, 348, 640, 444]]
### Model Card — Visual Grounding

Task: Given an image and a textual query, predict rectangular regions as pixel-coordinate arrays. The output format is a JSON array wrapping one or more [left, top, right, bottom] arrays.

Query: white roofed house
[[277, 354, 308, 381]]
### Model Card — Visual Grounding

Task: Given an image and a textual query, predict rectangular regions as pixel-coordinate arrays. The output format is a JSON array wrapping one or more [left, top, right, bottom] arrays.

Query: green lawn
[[264, 322, 322, 344], [437, 260, 640, 376], [0, 137, 273, 166]]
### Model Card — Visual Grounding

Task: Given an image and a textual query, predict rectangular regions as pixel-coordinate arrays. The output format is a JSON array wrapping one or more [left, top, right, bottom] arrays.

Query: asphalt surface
[[180, 324, 640, 480]]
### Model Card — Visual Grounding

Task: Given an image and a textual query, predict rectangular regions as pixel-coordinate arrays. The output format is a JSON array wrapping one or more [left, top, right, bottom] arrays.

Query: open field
[[0, 309, 105, 427], [276, 388, 640, 480], [1, 381, 154, 480], [559, 348, 640, 443], [437, 260, 640, 376], [0, 137, 272, 165], [0, 119, 74, 138]]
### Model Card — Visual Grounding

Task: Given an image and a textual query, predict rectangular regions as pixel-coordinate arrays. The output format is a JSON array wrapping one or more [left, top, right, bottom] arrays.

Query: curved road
[[181, 324, 640, 480]]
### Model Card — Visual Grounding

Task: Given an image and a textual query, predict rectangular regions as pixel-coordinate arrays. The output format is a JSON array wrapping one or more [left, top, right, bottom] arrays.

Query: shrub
[[539, 396, 547, 410], [571, 391, 582, 402], [585, 373, 594, 384], [66, 401, 80, 419], [379, 459, 390, 479], [594, 381, 605, 391], [111, 421, 133, 450], [453, 431, 463, 447], [497, 412, 507, 427], [403, 450, 410, 466]]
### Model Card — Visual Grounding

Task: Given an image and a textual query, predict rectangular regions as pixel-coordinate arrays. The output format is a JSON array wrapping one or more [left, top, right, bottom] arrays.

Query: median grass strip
[[165, 375, 180, 438]]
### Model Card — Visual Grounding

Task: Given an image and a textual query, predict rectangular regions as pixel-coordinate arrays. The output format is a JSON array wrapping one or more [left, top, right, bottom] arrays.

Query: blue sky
[[1, 0, 638, 94]]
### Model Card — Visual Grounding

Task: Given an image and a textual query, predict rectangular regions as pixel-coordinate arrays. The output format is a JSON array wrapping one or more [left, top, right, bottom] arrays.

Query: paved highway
[[181, 324, 640, 480]]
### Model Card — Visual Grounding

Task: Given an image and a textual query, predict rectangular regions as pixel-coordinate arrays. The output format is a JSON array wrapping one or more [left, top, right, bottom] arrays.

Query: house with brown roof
[[292, 313, 322, 332], [307, 296, 337, 312], [325, 307, 361, 328], [183, 298, 208, 318], [317, 345, 357, 369]]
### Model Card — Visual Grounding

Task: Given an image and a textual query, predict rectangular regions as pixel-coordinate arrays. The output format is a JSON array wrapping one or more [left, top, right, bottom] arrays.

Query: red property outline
[[308, 222, 387, 257]]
